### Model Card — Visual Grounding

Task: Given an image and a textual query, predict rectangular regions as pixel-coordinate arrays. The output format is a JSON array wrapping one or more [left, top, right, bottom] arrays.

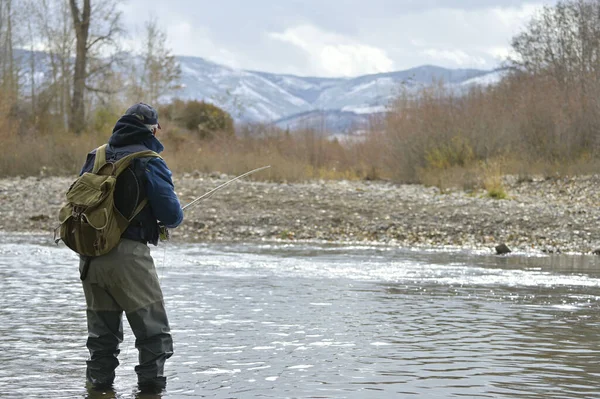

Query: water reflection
[[84, 386, 117, 399], [372, 277, 600, 399], [84, 386, 164, 399], [2, 234, 600, 398]]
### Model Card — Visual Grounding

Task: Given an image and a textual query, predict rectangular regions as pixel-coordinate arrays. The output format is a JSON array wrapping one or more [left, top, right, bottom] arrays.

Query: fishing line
[[181, 166, 271, 211], [159, 241, 167, 282], [158, 165, 270, 276]]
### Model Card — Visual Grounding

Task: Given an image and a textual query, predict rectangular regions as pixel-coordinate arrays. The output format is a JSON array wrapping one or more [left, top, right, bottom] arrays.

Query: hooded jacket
[[80, 115, 184, 245]]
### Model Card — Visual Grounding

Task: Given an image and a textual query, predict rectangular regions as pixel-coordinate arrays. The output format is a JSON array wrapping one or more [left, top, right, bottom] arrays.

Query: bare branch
[[84, 83, 117, 94]]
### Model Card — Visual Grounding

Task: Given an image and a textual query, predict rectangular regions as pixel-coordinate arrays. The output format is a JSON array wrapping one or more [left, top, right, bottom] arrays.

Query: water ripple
[[1, 235, 600, 398]]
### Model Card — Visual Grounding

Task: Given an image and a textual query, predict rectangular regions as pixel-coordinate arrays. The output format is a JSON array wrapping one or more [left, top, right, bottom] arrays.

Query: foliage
[[482, 161, 509, 199], [425, 136, 475, 170], [164, 99, 235, 139], [6, 0, 600, 188], [89, 106, 121, 136], [485, 184, 508, 200]]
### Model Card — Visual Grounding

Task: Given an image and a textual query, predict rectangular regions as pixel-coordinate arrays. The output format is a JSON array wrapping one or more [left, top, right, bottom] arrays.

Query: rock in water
[[495, 243, 511, 255]]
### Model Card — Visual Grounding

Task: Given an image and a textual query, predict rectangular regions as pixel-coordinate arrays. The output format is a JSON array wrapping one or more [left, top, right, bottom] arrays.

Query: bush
[[163, 99, 234, 139], [89, 106, 122, 137]]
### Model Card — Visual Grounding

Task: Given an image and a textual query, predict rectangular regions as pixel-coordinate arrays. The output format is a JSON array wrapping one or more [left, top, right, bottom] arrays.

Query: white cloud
[[492, 3, 542, 28], [358, 2, 545, 70], [268, 25, 394, 77], [118, 0, 549, 76], [421, 48, 487, 67], [486, 46, 514, 61], [166, 23, 242, 68]]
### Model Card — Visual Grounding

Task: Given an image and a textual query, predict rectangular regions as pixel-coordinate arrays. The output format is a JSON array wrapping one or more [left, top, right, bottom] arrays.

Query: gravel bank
[[1, 173, 599, 254]]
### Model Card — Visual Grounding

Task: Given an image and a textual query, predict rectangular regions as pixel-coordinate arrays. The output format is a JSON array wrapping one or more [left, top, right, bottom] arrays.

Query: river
[[1, 233, 600, 398]]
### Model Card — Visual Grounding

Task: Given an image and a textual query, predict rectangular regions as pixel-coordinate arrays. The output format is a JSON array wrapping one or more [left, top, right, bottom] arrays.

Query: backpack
[[54, 144, 161, 257]]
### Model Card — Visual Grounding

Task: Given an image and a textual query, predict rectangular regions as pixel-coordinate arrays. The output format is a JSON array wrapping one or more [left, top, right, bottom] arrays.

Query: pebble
[[1, 174, 600, 254]]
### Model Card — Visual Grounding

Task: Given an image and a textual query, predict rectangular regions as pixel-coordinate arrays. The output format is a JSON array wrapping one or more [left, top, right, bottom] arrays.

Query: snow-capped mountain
[[15, 49, 504, 132], [272, 109, 375, 135], [175, 56, 503, 128]]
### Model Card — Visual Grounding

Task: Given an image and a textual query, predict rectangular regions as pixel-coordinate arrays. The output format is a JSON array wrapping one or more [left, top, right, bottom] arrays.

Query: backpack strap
[[112, 150, 163, 222], [113, 150, 162, 177], [129, 198, 149, 222], [92, 144, 108, 173]]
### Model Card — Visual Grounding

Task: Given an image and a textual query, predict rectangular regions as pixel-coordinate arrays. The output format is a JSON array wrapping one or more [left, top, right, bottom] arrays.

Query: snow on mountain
[[175, 57, 502, 129], [176, 56, 315, 121], [251, 71, 343, 104], [460, 69, 506, 87], [273, 109, 376, 134], [341, 105, 388, 114], [14, 49, 503, 132]]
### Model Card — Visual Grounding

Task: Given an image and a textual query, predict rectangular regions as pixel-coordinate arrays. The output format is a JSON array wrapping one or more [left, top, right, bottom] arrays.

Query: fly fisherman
[[77, 103, 183, 393]]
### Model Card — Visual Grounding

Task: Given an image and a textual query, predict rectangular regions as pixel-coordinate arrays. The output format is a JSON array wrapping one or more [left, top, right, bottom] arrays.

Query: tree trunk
[[2, 0, 16, 97], [27, 15, 35, 114], [69, 0, 90, 134]]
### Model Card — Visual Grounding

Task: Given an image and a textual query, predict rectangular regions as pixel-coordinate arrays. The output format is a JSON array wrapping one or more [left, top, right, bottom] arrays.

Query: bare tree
[[0, 0, 18, 99], [131, 17, 181, 105], [68, 0, 90, 133], [509, 0, 600, 152], [30, 0, 76, 130], [23, 0, 40, 115], [510, 0, 600, 89], [69, 0, 124, 133]]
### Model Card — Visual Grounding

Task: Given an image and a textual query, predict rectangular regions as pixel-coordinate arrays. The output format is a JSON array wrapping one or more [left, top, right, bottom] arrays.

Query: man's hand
[[159, 224, 170, 241]]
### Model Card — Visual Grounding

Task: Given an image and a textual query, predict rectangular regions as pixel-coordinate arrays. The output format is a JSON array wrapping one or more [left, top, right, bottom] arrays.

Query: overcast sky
[[118, 0, 554, 77]]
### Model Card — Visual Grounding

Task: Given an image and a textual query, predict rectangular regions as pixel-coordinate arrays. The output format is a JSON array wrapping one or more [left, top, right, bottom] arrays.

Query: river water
[[1, 233, 600, 398]]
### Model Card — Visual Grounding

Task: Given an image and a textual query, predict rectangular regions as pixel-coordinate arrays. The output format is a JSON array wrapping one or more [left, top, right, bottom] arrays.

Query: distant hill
[[176, 56, 504, 131], [15, 49, 504, 133], [272, 109, 378, 134]]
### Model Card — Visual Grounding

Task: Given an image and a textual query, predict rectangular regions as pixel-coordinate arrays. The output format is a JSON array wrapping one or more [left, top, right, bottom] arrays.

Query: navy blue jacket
[[80, 115, 183, 245]]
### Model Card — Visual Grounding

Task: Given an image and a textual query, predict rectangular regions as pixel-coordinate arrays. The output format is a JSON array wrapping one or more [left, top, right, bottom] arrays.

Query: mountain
[[15, 49, 504, 132], [175, 57, 503, 131], [272, 109, 377, 134]]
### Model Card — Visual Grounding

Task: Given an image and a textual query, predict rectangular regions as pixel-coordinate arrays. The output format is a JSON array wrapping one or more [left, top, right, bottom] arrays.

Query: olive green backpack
[[55, 144, 161, 257]]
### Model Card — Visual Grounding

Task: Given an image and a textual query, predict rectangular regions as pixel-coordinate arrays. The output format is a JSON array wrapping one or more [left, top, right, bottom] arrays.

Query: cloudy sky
[[119, 0, 554, 77]]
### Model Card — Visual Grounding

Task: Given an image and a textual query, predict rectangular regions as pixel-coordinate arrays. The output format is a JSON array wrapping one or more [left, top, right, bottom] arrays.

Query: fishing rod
[[160, 165, 271, 241], [182, 165, 271, 212]]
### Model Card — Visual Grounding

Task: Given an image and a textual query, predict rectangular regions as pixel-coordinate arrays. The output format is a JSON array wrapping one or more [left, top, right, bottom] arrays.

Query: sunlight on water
[[1, 233, 600, 398]]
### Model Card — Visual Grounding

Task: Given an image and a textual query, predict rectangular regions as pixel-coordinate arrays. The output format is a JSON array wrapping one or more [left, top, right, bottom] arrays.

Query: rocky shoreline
[[1, 173, 600, 255]]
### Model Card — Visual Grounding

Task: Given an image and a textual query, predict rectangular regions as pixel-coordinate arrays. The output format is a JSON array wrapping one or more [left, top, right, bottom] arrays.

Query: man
[[78, 102, 183, 393]]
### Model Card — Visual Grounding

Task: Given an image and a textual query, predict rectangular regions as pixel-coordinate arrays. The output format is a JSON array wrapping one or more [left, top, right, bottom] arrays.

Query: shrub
[[482, 161, 508, 199], [164, 99, 234, 139]]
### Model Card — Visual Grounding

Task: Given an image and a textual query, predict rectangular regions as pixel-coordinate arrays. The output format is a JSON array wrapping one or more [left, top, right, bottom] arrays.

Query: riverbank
[[1, 173, 599, 254]]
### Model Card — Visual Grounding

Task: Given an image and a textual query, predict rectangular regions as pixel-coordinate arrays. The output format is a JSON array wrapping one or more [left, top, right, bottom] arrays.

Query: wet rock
[[29, 214, 49, 221], [542, 247, 561, 254], [495, 243, 512, 255], [192, 221, 206, 230]]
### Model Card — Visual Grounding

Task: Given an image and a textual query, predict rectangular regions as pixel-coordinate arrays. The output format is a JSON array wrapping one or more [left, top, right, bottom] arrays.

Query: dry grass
[[481, 160, 508, 199], [0, 114, 371, 182], [161, 131, 369, 182], [0, 123, 104, 177], [370, 71, 600, 188], [4, 69, 600, 185], [0, 99, 111, 176]]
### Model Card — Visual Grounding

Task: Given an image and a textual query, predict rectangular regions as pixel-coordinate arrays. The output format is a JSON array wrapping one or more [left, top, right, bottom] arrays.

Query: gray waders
[[80, 239, 173, 392]]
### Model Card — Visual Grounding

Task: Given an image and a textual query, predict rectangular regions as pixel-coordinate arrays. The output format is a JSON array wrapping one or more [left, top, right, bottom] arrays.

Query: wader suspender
[[80, 257, 92, 281]]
